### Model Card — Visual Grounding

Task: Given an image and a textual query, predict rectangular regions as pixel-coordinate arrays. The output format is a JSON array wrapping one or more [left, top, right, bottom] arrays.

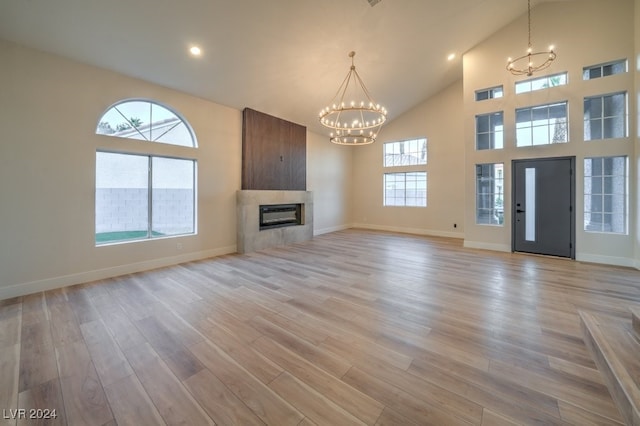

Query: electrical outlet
[[453, 223, 457, 228]]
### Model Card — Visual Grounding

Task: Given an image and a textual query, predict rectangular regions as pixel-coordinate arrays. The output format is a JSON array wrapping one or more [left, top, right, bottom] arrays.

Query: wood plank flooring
[[1, 229, 640, 425]]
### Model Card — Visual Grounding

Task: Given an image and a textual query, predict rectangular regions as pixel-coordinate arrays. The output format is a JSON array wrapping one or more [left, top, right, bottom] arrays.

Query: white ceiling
[[0, 0, 581, 135]]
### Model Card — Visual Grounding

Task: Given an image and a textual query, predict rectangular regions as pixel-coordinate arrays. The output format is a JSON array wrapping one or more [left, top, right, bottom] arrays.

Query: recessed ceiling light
[[447, 53, 456, 61], [189, 46, 202, 57]]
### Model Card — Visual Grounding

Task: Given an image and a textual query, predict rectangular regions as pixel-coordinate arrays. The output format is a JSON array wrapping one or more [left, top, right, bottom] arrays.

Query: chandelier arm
[[351, 68, 376, 104]]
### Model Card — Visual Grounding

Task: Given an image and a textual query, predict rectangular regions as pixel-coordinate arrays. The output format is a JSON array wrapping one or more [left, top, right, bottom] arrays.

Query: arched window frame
[[96, 98, 198, 148], [94, 98, 198, 245]]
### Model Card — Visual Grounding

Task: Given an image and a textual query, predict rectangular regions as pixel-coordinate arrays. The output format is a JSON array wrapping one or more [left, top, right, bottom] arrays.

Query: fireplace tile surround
[[237, 190, 313, 253]]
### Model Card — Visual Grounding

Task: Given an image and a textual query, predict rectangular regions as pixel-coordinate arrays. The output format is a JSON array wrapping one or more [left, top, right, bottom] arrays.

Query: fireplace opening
[[259, 204, 303, 230]]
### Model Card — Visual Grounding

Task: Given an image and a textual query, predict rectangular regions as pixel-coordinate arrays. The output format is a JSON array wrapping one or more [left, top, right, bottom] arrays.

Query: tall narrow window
[[516, 102, 568, 146], [584, 92, 627, 140], [476, 112, 504, 150], [476, 163, 504, 225], [584, 156, 627, 234]]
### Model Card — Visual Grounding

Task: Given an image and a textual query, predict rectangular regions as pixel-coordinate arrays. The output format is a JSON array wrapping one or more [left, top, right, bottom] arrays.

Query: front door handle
[[516, 209, 525, 213]]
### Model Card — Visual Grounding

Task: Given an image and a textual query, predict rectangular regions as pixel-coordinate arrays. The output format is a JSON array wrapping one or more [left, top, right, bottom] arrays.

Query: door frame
[[511, 156, 576, 259]]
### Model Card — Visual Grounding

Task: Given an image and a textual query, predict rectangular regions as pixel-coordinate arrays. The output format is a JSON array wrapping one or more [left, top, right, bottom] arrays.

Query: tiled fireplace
[[236, 190, 313, 253]]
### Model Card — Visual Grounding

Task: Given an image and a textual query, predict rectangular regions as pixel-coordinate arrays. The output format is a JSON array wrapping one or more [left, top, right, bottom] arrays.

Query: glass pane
[[525, 168, 536, 241], [516, 128, 531, 147], [603, 117, 624, 139], [152, 157, 195, 236], [589, 67, 602, 79], [476, 115, 489, 133], [603, 94, 624, 117], [96, 152, 149, 244], [476, 90, 489, 101], [530, 77, 547, 91], [549, 103, 566, 119], [113, 101, 151, 141], [602, 157, 614, 175], [493, 87, 504, 98], [492, 113, 503, 127], [585, 97, 603, 118], [611, 61, 626, 74], [516, 109, 531, 126], [591, 195, 603, 212], [584, 158, 593, 177], [477, 133, 490, 150], [586, 119, 602, 140]]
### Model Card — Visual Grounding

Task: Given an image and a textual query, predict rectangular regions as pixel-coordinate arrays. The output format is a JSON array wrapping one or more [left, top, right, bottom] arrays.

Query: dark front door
[[512, 157, 575, 258]]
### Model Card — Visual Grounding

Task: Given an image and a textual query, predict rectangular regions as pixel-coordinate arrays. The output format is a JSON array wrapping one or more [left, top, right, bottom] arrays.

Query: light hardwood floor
[[2, 229, 640, 425]]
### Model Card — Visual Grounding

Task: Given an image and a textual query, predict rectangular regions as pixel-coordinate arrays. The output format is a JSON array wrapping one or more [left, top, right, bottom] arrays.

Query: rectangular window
[[584, 156, 627, 234], [583, 59, 627, 80], [383, 138, 427, 167], [476, 164, 504, 225], [475, 86, 503, 101], [476, 112, 504, 150], [516, 102, 568, 146], [515, 72, 567, 94], [96, 152, 196, 244], [584, 92, 627, 140], [384, 172, 427, 207]]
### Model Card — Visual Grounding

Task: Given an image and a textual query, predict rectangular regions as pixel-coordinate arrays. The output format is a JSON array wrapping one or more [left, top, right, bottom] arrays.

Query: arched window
[[95, 99, 197, 245], [96, 99, 197, 147]]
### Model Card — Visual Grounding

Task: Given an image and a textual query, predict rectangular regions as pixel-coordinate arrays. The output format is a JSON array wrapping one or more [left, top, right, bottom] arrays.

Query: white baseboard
[[351, 223, 464, 239], [576, 252, 637, 268], [0, 245, 236, 301], [463, 240, 511, 253], [313, 224, 352, 236]]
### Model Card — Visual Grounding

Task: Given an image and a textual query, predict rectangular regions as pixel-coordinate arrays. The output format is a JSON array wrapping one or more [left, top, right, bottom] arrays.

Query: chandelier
[[507, 0, 556, 76], [319, 51, 387, 145]]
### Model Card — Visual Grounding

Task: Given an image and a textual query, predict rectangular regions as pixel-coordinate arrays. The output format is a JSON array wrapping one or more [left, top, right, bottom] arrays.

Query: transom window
[[384, 172, 427, 207], [476, 112, 503, 150], [476, 163, 504, 225], [383, 138, 427, 167], [584, 92, 627, 141], [584, 156, 627, 234], [583, 59, 627, 80], [515, 72, 567, 94], [516, 102, 568, 147], [475, 86, 503, 101], [96, 100, 197, 147]]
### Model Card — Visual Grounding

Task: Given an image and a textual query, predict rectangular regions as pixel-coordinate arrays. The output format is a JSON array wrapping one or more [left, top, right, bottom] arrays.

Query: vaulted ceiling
[[0, 0, 584, 135]]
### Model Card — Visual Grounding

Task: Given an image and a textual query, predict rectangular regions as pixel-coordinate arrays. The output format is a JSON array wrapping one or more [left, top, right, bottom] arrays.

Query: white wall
[[351, 81, 466, 238], [307, 130, 353, 235], [463, 0, 636, 266], [0, 39, 353, 299]]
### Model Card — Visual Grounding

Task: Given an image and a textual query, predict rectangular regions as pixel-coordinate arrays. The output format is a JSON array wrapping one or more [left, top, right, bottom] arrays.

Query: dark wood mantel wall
[[242, 108, 307, 191]]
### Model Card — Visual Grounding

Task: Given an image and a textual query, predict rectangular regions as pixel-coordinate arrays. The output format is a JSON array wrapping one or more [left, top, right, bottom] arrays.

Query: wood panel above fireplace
[[242, 108, 306, 191]]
